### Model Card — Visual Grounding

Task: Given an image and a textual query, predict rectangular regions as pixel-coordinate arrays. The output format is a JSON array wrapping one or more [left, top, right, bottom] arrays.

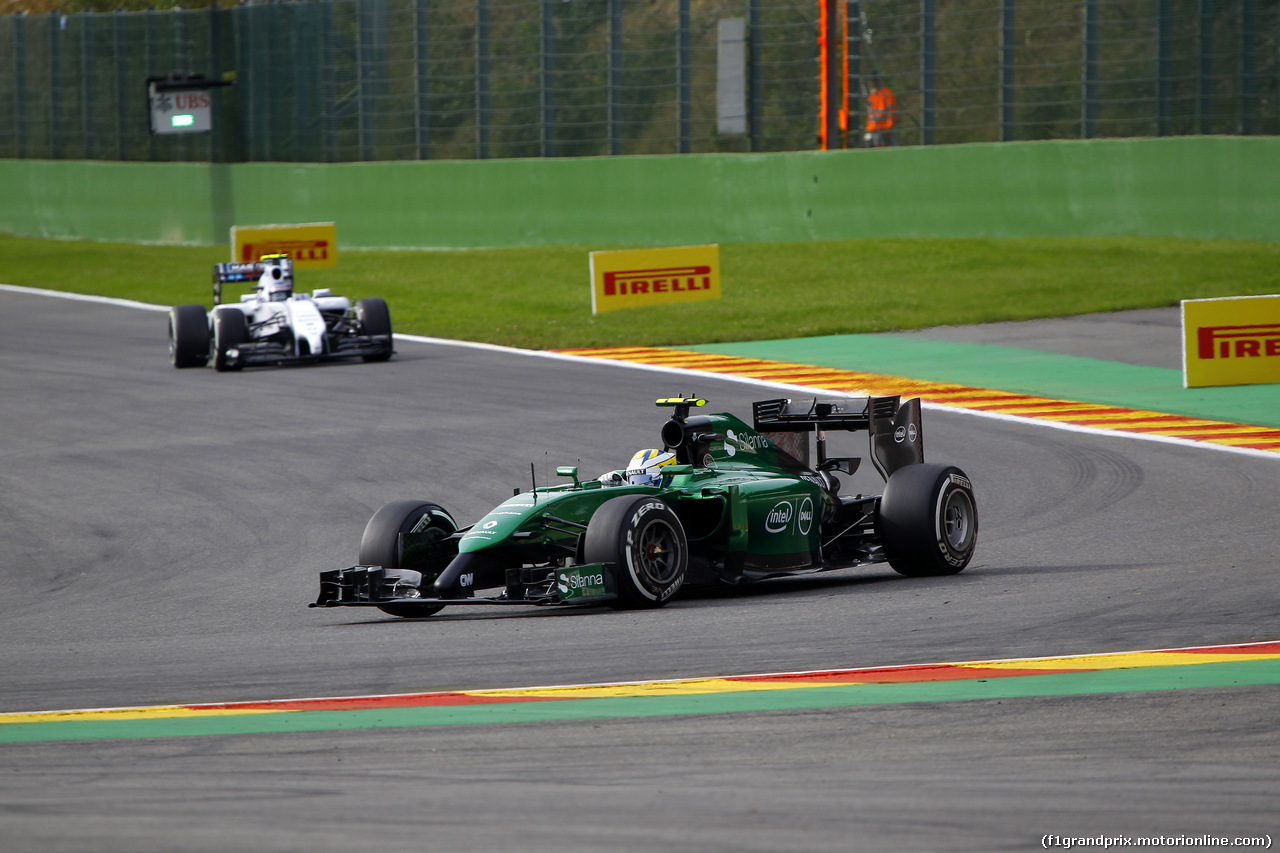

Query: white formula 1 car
[[168, 255, 394, 371]]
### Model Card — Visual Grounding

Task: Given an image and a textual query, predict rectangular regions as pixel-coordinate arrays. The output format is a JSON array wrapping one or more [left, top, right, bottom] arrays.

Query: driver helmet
[[626, 448, 677, 486], [257, 255, 294, 302]]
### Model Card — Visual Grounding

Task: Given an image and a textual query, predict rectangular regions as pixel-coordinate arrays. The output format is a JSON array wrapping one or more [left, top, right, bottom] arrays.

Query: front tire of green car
[[583, 495, 687, 610], [359, 499, 456, 617]]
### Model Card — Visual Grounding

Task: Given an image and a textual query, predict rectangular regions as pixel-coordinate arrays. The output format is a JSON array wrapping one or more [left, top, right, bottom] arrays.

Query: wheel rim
[[941, 490, 975, 551], [635, 520, 682, 585]]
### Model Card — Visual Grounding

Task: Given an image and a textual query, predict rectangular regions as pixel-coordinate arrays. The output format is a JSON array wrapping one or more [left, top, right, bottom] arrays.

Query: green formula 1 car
[[312, 395, 977, 617]]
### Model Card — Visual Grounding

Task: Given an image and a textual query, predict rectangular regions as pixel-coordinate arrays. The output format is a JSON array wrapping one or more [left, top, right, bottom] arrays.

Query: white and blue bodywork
[[168, 256, 394, 371]]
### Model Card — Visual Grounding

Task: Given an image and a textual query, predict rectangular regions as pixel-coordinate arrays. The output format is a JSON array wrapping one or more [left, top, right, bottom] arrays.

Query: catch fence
[[0, 0, 1274, 162]]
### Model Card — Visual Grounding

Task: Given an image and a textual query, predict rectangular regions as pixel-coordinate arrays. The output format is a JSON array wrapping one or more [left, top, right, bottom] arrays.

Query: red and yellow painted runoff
[[2, 642, 1278, 743], [556, 346, 1280, 454]]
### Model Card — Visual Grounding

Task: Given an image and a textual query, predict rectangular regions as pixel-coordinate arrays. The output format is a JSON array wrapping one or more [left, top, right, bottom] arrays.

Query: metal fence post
[[240, 7, 261, 161], [1082, 0, 1097, 139], [14, 14, 25, 159], [357, 0, 368, 160], [1157, 0, 1171, 136], [1198, 0, 1214, 135], [359, 0, 391, 161], [847, 0, 860, 148], [748, 0, 762, 152], [541, 0, 555, 158], [1000, 0, 1015, 142], [819, 0, 841, 149], [147, 9, 158, 161], [921, 0, 935, 145], [476, 0, 489, 159], [82, 13, 94, 160], [608, 0, 621, 156], [1240, 0, 1256, 135], [677, 0, 690, 154], [415, 0, 429, 160], [51, 15, 62, 160], [322, 0, 336, 162], [114, 13, 125, 160]]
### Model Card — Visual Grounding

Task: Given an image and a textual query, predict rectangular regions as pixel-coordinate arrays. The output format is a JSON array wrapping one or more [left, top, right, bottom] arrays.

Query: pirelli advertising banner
[[590, 245, 721, 315], [231, 222, 337, 269], [1182, 294, 1280, 388]]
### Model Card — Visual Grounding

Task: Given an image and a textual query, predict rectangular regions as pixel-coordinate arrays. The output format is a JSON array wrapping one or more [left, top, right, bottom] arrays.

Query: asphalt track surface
[[1, 288, 1277, 852]]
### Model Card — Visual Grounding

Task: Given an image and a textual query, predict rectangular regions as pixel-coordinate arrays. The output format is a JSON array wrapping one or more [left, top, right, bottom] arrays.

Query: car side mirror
[[818, 457, 860, 476]]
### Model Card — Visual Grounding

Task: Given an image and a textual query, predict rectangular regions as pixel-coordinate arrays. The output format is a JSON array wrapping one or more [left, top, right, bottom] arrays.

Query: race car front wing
[[310, 562, 619, 610], [227, 333, 392, 368]]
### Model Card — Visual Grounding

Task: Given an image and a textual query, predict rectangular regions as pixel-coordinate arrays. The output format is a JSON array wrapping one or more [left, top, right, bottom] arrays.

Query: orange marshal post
[[817, 0, 850, 150]]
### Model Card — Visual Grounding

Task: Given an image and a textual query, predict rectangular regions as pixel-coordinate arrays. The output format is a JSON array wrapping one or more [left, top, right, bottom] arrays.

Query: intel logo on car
[[766, 501, 793, 533]]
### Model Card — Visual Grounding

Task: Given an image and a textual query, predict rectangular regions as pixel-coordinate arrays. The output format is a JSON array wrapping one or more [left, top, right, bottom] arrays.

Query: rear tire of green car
[[879, 463, 978, 576]]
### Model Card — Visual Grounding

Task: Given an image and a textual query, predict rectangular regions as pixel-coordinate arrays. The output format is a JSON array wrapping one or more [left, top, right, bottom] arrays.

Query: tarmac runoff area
[[559, 308, 1280, 457]]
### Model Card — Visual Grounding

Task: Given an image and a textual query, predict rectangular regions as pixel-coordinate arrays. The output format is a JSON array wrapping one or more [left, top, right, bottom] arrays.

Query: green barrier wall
[[1, 137, 1277, 248]]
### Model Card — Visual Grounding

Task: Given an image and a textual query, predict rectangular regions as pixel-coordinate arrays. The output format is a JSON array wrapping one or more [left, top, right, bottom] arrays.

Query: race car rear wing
[[211, 261, 265, 306], [753, 396, 924, 481]]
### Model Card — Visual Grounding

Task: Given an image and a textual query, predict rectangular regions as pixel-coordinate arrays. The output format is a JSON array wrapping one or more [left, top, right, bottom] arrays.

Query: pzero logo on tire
[[934, 475, 975, 567], [659, 576, 682, 601], [765, 501, 792, 533], [630, 501, 665, 527]]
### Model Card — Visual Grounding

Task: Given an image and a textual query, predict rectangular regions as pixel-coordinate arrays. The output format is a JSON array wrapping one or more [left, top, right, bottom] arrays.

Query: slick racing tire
[[878, 463, 978, 577], [359, 500, 458, 617], [582, 496, 687, 610], [211, 308, 248, 372], [355, 297, 393, 362], [169, 304, 209, 368]]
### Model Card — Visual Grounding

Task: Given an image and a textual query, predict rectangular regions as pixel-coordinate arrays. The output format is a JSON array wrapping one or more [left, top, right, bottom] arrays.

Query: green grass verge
[[2, 234, 1277, 349]]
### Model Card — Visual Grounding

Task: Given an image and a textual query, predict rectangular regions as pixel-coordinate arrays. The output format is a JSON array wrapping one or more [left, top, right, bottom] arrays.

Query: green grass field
[[2, 234, 1277, 349]]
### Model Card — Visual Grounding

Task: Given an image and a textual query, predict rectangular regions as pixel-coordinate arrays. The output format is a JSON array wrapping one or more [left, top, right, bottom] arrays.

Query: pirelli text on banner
[[590, 245, 722, 315], [1182, 294, 1280, 388], [231, 223, 337, 270]]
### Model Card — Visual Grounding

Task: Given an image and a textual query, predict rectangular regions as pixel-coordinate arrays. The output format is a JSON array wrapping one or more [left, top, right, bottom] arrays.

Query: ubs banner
[[590, 245, 721, 315], [231, 223, 338, 269], [1182, 294, 1280, 388]]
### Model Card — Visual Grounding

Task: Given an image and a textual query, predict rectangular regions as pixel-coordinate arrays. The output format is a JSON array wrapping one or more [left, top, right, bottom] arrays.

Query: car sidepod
[[739, 476, 825, 575]]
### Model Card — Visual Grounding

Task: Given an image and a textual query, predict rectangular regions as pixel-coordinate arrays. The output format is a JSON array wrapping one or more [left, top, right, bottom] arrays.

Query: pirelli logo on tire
[[589, 245, 722, 315], [1182, 294, 1280, 388], [231, 222, 337, 270]]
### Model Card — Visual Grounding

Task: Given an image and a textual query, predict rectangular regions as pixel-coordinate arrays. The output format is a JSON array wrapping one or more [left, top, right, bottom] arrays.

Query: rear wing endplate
[[212, 262, 264, 306]]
